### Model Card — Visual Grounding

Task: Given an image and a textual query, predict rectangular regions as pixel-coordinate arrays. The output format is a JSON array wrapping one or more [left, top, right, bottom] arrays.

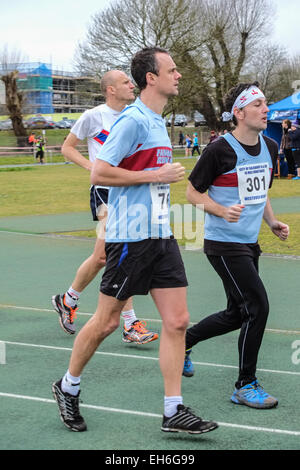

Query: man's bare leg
[[52, 293, 126, 432], [72, 209, 107, 292], [149, 286, 218, 433], [68, 292, 127, 377], [71, 236, 106, 292], [150, 287, 189, 397]]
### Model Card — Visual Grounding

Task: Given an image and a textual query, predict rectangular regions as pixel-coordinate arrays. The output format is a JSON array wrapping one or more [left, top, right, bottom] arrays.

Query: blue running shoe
[[231, 380, 278, 409], [183, 349, 194, 377]]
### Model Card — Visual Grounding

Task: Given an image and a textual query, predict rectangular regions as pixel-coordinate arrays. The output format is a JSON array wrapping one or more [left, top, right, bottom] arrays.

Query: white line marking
[[2, 340, 300, 376], [0, 230, 93, 240], [0, 341, 6, 364], [1, 303, 300, 335], [0, 391, 299, 437]]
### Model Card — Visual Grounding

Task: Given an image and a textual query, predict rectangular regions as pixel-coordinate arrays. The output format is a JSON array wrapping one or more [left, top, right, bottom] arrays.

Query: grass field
[[0, 129, 69, 148], [0, 112, 83, 123]]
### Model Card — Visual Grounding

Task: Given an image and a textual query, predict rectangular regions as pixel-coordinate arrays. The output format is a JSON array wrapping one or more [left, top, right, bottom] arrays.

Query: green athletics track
[[0, 214, 299, 451]]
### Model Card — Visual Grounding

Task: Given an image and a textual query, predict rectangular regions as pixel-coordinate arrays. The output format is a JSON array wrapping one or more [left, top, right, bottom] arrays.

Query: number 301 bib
[[237, 163, 270, 205]]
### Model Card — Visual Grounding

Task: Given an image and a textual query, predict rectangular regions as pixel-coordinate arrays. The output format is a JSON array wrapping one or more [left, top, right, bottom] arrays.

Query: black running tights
[[186, 254, 269, 387]]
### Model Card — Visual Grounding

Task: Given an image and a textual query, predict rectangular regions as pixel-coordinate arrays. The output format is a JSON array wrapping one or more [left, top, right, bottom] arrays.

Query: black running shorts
[[90, 186, 109, 221], [100, 238, 188, 300]]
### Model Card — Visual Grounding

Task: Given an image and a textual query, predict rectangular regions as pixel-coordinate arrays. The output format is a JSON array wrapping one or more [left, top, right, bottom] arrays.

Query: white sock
[[122, 309, 138, 329], [61, 370, 81, 396], [164, 396, 183, 417], [65, 286, 81, 308]]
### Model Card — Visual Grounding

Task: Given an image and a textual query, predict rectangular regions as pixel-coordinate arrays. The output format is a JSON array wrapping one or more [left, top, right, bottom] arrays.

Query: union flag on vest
[[93, 129, 109, 145]]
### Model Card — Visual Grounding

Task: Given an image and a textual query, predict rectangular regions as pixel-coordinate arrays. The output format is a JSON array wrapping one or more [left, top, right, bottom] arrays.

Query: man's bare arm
[[91, 159, 185, 187], [263, 198, 289, 241], [61, 133, 92, 171], [186, 181, 244, 223]]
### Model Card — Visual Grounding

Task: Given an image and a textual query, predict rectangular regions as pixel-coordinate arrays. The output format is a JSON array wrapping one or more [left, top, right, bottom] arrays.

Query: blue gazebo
[[265, 94, 300, 145], [264, 94, 300, 176]]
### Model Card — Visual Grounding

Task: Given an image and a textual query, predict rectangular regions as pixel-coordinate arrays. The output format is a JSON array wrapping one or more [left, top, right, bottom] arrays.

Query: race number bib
[[150, 183, 170, 224], [237, 163, 270, 205]]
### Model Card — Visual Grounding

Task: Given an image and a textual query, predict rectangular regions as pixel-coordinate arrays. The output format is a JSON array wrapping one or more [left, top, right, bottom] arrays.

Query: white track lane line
[[1, 303, 300, 336], [0, 391, 299, 437], [2, 340, 300, 377]]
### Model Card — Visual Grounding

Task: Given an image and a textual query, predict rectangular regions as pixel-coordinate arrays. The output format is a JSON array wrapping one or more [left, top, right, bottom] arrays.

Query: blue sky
[[1, 0, 300, 71]]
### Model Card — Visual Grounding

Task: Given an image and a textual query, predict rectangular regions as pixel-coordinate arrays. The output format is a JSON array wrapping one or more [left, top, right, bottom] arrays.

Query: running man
[[52, 47, 218, 435], [52, 70, 158, 345], [183, 81, 289, 409]]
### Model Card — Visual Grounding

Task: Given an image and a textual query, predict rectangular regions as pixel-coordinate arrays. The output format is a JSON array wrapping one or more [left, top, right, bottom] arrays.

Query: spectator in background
[[209, 130, 218, 143], [35, 136, 45, 164], [280, 119, 295, 179], [192, 132, 201, 156], [28, 132, 36, 154], [289, 121, 300, 180], [178, 131, 184, 147], [185, 134, 192, 157]]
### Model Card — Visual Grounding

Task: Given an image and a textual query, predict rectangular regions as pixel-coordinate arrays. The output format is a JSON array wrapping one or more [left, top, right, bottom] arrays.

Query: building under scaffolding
[[52, 68, 103, 113], [1, 62, 103, 115]]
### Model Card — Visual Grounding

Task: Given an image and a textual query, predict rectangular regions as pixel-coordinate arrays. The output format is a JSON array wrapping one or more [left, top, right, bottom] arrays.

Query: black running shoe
[[161, 404, 218, 434], [52, 379, 87, 432]]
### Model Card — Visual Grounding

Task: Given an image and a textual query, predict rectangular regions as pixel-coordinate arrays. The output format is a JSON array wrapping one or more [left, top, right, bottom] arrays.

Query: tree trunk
[[1, 70, 27, 147]]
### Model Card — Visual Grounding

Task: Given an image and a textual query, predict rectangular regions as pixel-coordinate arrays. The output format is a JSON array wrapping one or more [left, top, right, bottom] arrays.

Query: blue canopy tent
[[264, 94, 300, 176]]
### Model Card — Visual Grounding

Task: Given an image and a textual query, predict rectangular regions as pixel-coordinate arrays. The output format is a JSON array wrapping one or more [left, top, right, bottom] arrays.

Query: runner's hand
[[223, 204, 244, 223], [156, 162, 185, 183], [270, 221, 289, 240]]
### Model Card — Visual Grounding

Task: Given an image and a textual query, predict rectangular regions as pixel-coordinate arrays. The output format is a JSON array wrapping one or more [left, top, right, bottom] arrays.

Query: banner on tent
[[268, 110, 298, 122]]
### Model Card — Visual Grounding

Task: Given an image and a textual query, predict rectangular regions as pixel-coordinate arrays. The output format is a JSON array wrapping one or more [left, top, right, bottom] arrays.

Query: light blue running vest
[[97, 98, 173, 242], [205, 133, 273, 244]]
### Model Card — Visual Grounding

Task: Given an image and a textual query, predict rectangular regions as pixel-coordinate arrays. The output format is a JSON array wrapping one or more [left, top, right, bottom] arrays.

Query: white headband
[[222, 86, 265, 122]]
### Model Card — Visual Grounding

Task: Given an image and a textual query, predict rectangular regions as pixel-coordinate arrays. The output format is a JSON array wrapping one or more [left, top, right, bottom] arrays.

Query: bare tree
[[192, 0, 274, 127], [247, 45, 300, 104], [0, 45, 28, 145], [1, 71, 27, 139], [75, 0, 276, 130], [75, 0, 202, 76], [270, 54, 300, 103], [246, 44, 287, 102]]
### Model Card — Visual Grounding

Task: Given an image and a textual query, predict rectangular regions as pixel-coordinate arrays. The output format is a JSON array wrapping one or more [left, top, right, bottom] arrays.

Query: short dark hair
[[224, 81, 260, 126], [131, 47, 169, 91]]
